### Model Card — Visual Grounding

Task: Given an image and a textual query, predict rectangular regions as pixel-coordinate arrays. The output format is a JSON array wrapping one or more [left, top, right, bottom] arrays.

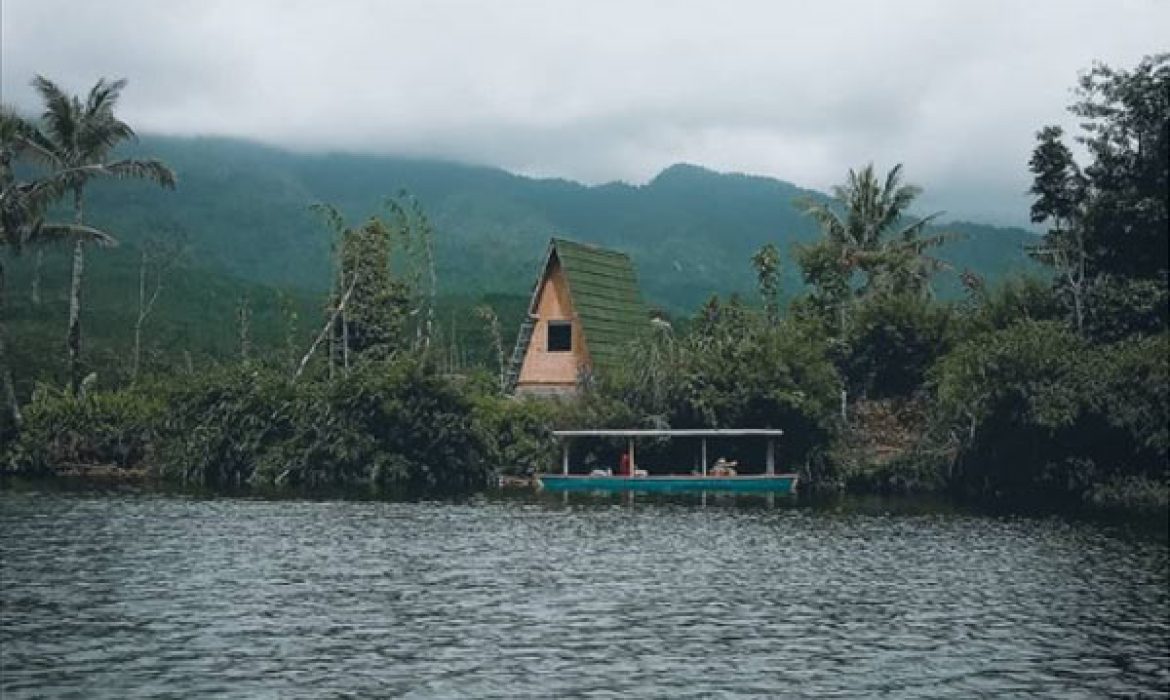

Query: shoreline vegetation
[[2, 57, 1166, 514]]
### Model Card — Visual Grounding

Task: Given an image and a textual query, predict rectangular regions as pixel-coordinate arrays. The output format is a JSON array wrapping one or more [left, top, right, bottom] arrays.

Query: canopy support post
[[562, 440, 570, 475], [701, 438, 708, 477], [628, 438, 636, 473], [766, 438, 775, 475]]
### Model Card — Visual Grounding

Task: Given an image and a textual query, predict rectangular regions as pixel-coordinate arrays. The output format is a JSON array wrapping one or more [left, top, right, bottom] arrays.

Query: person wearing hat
[[711, 457, 737, 477]]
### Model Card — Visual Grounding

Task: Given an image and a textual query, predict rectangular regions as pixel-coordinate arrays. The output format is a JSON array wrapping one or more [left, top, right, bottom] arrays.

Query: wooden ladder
[[503, 315, 536, 394]]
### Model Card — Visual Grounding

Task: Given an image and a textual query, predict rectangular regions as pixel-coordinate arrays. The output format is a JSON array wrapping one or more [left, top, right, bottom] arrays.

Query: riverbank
[[4, 469, 1166, 533]]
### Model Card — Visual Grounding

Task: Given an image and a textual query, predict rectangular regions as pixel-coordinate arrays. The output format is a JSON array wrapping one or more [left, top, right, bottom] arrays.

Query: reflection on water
[[1, 488, 1167, 697]]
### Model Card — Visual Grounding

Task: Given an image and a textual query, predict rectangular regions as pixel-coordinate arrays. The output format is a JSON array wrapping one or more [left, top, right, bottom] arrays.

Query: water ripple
[[2, 492, 1167, 698]]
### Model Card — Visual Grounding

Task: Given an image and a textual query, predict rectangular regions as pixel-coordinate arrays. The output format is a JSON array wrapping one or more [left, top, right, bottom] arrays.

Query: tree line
[[1, 55, 1165, 506]]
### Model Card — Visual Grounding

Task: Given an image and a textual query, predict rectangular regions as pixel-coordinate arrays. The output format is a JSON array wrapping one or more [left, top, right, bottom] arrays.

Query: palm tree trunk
[[423, 225, 437, 351], [341, 304, 350, 370], [838, 301, 849, 423], [66, 188, 85, 396], [237, 296, 251, 360], [1072, 227, 1086, 334], [0, 260, 23, 430], [133, 248, 146, 380], [0, 327, 21, 431], [30, 248, 43, 306]]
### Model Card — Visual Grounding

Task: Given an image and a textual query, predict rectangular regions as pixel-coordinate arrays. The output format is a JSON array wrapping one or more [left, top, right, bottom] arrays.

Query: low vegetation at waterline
[[7, 360, 496, 492], [1, 57, 1166, 507]]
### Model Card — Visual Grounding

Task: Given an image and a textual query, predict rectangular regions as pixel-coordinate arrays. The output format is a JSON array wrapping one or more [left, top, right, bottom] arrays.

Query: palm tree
[[0, 107, 116, 428], [798, 163, 948, 298], [796, 163, 950, 421], [30, 76, 176, 394]]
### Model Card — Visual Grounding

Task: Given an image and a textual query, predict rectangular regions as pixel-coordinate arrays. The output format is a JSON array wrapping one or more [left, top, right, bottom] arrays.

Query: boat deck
[[537, 473, 798, 493]]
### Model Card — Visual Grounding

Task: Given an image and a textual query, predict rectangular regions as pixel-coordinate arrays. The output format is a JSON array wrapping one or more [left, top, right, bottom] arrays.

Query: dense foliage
[[924, 54, 1169, 505], [6, 360, 495, 493], [930, 323, 1167, 501], [604, 297, 840, 468], [1, 56, 1166, 509]]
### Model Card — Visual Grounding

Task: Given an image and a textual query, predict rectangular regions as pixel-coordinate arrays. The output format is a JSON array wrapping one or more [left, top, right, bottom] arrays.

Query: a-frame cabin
[[505, 238, 646, 396]]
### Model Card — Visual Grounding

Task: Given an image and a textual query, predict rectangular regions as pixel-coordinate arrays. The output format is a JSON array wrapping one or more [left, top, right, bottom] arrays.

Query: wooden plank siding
[[512, 238, 647, 396], [516, 256, 590, 394]]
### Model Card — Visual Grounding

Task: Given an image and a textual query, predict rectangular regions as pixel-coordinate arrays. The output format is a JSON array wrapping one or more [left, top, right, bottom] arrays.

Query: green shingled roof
[[551, 238, 646, 374]]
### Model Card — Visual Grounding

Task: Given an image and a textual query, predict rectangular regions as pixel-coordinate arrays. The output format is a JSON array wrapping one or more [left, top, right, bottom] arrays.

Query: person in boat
[[710, 457, 738, 477], [619, 451, 632, 476]]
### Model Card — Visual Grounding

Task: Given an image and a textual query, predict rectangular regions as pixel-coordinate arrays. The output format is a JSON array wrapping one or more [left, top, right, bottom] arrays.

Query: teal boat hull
[[537, 474, 798, 494]]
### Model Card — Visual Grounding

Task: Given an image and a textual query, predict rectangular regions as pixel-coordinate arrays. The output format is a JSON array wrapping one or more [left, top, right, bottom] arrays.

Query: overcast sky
[[2, 0, 1166, 225]]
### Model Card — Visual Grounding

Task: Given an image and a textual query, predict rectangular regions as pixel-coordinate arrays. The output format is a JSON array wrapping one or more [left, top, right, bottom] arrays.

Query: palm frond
[[888, 211, 944, 243], [31, 75, 78, 157], [81, 112, 135, 155], [13, 175, 71, 209], [797, 195, 847, 243], [881, 163, 904, 202], [84, 78, 128, 119], [29, 222, 117, 247], [0, 173, 73, 244], [11, 134, 62, 171], [103, 158, 176, 189], [2, 111, 63, 175], [909, 229, 958, 252]]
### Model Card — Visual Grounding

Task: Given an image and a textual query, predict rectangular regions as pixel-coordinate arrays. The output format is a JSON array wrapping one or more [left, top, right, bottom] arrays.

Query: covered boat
[[537, 429, 797, 494]]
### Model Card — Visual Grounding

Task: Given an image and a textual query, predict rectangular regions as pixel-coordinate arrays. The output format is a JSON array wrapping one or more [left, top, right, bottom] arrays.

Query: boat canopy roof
[[552, 429, 783, 438]]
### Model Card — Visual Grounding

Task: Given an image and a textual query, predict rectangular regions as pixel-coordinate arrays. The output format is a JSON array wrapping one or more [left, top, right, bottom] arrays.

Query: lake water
[[1, 488, 1167, 698]]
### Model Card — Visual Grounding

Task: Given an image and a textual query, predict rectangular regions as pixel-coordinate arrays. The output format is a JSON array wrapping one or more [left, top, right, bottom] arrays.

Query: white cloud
[[2, 0, 1166, 224]]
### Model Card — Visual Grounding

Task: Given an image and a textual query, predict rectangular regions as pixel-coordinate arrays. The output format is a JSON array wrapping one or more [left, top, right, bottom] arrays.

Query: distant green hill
[[3, 244, 319, 397], [4, 243, 530, 398], [74, 136, 1040, 312], [5, 135, 1044, 395]]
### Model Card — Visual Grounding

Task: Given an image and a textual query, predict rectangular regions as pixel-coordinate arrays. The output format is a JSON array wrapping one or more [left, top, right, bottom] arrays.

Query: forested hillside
[[5, 133, 1041, 398], [3, 54, 1163, 510], [74, 136, 1040, 311]]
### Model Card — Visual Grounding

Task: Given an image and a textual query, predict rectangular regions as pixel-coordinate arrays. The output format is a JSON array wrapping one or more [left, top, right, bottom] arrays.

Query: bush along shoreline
[[2, 56, 1166, 509], [3, 360, 498, 495]]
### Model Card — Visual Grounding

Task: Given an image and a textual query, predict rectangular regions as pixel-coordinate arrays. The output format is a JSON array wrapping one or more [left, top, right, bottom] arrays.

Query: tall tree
[[750, 243, 782, 325], [1026, 55, 1169, 338], [796, 163, 947, 304], [1070, 54, 1169, 280], [795, 163, 947, 419], [0, 107, 113, 428], [30, 76, 176, 394], [474, 304, 507, 393], [338, 217, 410, 359], [384, 192, 438, 352], [309, 204, 413, 373], [131, 233, 186, 380], [1028, 125, 1089, 332]]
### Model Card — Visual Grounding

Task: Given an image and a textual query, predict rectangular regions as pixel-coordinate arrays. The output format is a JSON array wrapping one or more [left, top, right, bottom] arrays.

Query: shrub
[[604, 305, 840, 470], [152, 359, 493, 493], [472, 395, 557, 476], [5, 385, 164, 472], [929, 321, 1169, 500], [0, 358, 496, 493], [842, 293, 955, 399]]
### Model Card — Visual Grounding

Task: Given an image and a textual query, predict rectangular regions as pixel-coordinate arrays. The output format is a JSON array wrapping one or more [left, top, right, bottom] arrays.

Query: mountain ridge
[[74, 135, 1039, 311]]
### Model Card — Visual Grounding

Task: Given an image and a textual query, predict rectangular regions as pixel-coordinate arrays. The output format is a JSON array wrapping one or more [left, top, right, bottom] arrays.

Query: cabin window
[[547, 321, 572, 352]]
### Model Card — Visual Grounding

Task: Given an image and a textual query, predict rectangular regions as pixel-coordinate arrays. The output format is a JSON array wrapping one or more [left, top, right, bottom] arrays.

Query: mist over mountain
[[82, 135, 1040, 312]]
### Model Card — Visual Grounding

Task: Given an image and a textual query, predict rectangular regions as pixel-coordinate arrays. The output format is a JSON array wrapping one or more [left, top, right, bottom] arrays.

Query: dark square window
[[547, 321, 572, 352]]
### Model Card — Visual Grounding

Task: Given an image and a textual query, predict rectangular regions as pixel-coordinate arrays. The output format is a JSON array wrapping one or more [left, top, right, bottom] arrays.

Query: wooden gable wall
[[516, 254, 590, 394]]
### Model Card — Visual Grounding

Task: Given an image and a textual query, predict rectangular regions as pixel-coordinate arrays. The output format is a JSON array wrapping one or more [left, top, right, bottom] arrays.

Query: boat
[[537, 429, 797, 494]]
